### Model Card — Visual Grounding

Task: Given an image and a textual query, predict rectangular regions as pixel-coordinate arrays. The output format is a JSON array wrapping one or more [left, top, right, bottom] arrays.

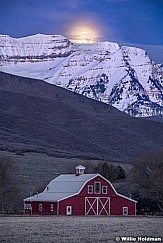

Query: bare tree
[[130, 150, 163, 211], [93, 161, 126, 182], [0, 154, 20, 213]]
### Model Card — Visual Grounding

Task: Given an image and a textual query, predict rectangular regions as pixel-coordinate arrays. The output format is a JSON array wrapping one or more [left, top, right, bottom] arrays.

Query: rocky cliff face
[[0, 34, 162, 117], [0, 34, 72, 63]]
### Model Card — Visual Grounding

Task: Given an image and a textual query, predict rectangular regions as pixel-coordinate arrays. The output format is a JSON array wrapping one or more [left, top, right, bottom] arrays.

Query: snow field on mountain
[[0, 34, 162, 117], [0, 34, 71, 57]]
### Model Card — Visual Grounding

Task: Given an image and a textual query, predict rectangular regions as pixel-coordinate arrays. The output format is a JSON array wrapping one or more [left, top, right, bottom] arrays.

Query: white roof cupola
[[75, 165, 85, 176]]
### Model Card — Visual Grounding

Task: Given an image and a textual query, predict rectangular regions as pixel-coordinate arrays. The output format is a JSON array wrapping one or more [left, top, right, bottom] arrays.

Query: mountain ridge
[[0, 34, 162, 117]]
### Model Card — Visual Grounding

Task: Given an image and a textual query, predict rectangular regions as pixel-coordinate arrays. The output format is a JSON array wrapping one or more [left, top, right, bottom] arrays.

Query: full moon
[[67, 22, 100, 44]]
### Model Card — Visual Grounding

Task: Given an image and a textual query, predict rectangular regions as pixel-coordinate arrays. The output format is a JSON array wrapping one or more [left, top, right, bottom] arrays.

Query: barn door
[[85, 198, 98, 215], [98, 198, 110, 215], [85, 197, 110, 215]]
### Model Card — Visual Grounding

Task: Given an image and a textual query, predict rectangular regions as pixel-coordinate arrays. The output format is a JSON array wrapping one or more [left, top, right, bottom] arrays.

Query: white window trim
[[66, 206, 72, 215], [123, 207, 128, 215], [88, 185, 93, 194], [50, 204, 54, 211], [25, 203, 31, 209], [94, 181, 101, 194], [39, 204, 42, 212], [102, 186, 107, 194], [28, 204, 31, 209]]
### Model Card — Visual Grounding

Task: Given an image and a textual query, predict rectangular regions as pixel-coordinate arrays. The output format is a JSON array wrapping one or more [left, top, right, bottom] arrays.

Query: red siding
[[24, 202, 58, 215], [110, 196, 136, 215], [24, 175, 136, 216], [59, 196, 85, 215], [59, 176, 136, 216]]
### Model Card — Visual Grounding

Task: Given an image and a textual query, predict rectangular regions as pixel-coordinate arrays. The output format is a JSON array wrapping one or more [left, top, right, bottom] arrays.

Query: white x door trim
[[86, 198, 97, 215], [98, 198, 110, 215], [85, 197, 110, 215]]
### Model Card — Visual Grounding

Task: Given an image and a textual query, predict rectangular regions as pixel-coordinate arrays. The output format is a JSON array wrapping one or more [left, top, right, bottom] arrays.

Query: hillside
[[0, 71, 163, 161], [143, 116, 163, 123]]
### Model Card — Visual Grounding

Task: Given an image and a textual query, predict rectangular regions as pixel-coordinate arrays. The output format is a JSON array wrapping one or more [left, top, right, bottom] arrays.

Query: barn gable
[[95, 174, 136, 203]]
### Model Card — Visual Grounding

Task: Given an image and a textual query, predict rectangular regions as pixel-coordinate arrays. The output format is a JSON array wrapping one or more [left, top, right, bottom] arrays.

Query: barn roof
[[24, 174, 98, 202], [24, 173, 137, 203]]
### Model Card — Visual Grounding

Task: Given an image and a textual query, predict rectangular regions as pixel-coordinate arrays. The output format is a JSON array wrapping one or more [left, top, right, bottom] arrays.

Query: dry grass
[[0, 216, 162, 243]]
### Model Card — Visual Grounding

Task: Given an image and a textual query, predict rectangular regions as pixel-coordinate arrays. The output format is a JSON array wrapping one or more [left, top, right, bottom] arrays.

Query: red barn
[[24, 165, 136, 216]]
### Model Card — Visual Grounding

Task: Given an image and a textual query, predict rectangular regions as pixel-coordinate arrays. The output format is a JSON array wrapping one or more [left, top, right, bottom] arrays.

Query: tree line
[[69, 161, 126, 182], [0, 155, 20, 213], [129, 150, 163, 214]]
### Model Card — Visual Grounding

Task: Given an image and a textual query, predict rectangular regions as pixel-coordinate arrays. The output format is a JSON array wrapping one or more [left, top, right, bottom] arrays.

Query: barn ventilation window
[[94, 182, 101, 194], [102, 186, 107, 194], [88, 185, 93, 194]]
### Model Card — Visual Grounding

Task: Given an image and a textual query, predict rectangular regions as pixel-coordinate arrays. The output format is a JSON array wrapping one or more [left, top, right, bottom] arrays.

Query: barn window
[[39, 204, 42, 211], [50, 204, 53, 211], [88, 185, 93, 194], [25, 203, 31, 209], [27, 204, 31, 209], [94, 182, 101, 194], [123, 207, 128, 215], [66, 206, 72, 215], [102, 186, 107, 194]]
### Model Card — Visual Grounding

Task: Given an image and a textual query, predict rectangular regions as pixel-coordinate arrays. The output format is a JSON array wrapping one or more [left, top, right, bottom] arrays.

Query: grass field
[[0, 216, 162, 243]]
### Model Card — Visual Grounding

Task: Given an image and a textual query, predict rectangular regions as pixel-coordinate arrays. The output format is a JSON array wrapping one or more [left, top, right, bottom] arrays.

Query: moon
[[67, 22, 100, 44]]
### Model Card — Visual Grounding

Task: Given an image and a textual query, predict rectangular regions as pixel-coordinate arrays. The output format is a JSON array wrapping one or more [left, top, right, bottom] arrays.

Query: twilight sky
[[0, 0, 163, 62]]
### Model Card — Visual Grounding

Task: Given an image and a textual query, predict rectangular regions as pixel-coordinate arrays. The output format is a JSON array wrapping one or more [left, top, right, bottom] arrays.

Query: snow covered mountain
[[0, 33, 162, 117]]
